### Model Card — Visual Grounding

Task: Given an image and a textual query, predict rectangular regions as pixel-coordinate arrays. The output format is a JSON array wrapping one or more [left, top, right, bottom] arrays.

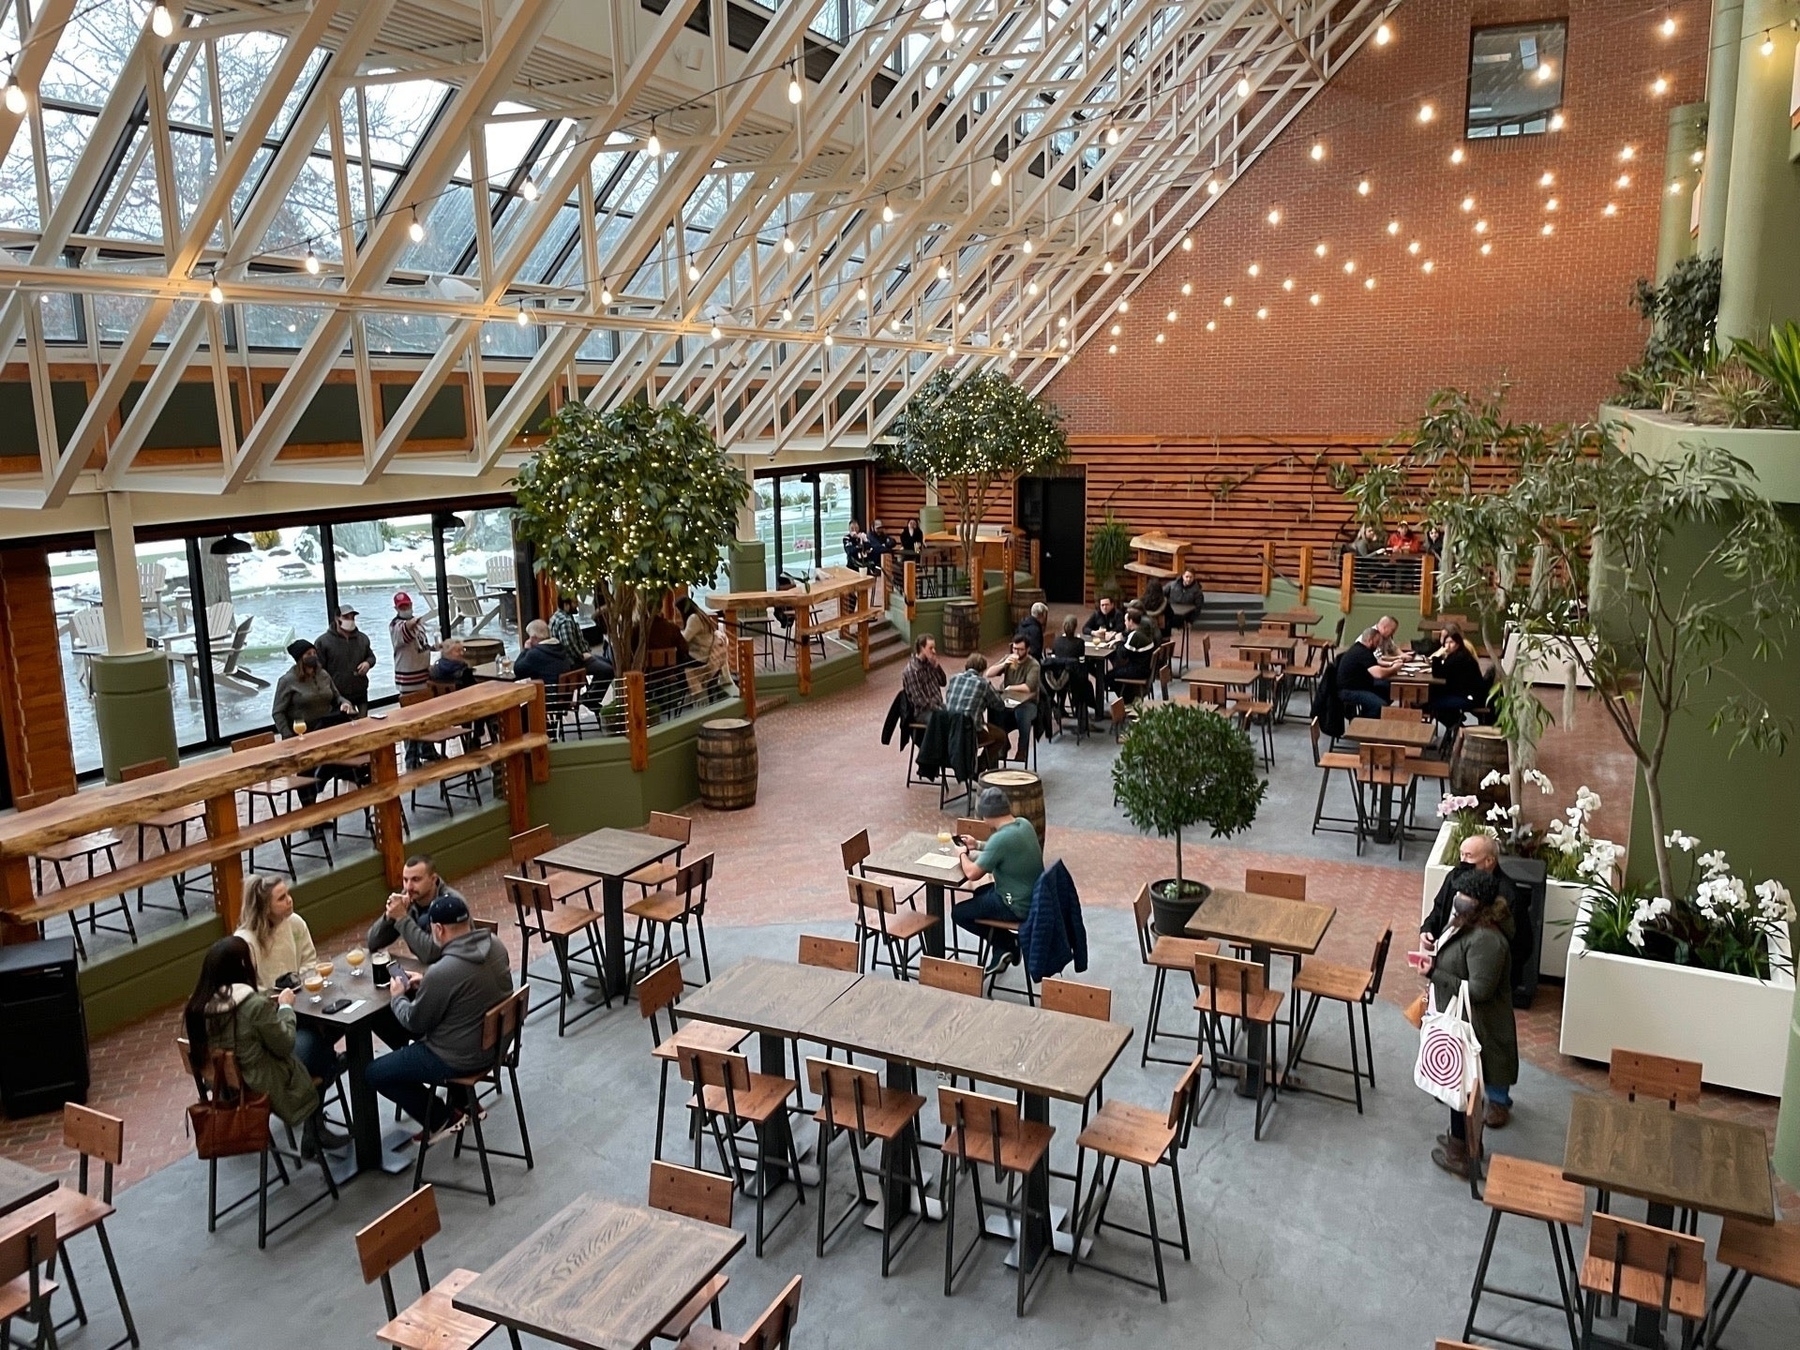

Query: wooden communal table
[[1563, 1094, 1774, 1345], [1345, 716, 1436, 749], [1186, 667, 1259, 698], [1184, 888, 1335, 1097], [859, 831, 976, 958], [538, 828, 685, 1000], [0, 681, 549, 934], [1263, 607, 1321, 629], [709, 566, 877, 698], [454, 1193, 744, 1350], [0, 1157, 56, 1218], [1387, 664, 1445, 709]]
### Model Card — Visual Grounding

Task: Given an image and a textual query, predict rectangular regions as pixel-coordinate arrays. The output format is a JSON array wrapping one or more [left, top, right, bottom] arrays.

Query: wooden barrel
[[941, 599, 980, 657], [696, 718, 758, 810], [1010, 586, 1046, 628], [1449, 726, 1510, 804], [462, 637, 505, 667], [980, 768, 1045, 845]]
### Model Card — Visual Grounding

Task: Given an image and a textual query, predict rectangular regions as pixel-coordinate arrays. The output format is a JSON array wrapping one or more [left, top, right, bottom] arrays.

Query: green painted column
[[1657, 104, 1708, 279], [1697, 0, 1743, 256], [1779, 973, 1800, 1188], [90, 651, 178, 783], [1717, 0, 1800, 341]]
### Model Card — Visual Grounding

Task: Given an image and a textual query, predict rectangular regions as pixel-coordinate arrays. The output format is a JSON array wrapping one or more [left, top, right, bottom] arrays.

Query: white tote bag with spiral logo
[[1413, 980, 1483, 1112]]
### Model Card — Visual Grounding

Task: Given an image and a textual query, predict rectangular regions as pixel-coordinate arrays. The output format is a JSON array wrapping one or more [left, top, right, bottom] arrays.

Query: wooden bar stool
[[1577, 1215, 1706, 1349], [353, 1186, 495, 1350], [1355, 742, 1415, 860], [628, 853, 717, 986], [230, 732, 326, 877], [120, 757, 205, 918], [503, 875, 607, 1035], [849, 875, 939, 980], [637, 959, 747, 1162], [628, 812, 692, 893], [15, 787, 135, 957], [1067, 1055, 1202, 1302], [508, 825, 599, 907], [675, 1274, 802, 1350], [678, 1046, 805, 1259], [397, 690, 482, 816], [648, 1161, 736, 1342], [0, 1210, 58, 1349], [412, 990, 534, 1207], [1130, 885, 1219, 1068], [1603, 1049, 1703, 1232], [1308, 717, 1363, 837], [1702, 1219, 1800, 1348], [1286, 928, 1393, 1113], [807, 1057, 930, 1276], [937, 1086, 1056, 1318], [1460, 1154, 1586, 1350], [11, 1104, 139, 1350], [1193, 953, 1285, 1141]]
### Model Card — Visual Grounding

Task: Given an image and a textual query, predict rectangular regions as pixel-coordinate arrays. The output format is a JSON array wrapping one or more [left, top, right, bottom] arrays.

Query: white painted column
[[94, 491, 147, 654]]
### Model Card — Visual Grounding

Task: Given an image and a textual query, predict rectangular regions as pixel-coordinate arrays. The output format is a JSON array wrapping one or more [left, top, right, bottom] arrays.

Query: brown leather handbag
[[187, 1049, 272, 1159]]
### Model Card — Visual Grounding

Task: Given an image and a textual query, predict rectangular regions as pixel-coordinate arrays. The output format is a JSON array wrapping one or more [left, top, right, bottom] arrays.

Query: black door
[[1027, 477, 1086, 603]]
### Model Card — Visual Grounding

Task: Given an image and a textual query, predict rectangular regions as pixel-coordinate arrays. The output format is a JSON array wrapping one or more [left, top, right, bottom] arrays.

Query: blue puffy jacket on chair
[[1018, 859, 1088, 983]]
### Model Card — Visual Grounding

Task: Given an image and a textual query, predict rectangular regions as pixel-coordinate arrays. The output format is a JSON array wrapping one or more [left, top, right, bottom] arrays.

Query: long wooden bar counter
[[0, 681, 549, 935]]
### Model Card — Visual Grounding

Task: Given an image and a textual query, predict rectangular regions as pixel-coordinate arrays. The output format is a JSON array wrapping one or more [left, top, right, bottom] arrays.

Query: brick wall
[[1043, 0, 1709, 439]]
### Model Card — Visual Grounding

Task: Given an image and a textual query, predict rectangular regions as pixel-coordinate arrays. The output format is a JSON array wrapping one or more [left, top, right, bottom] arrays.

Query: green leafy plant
[[1733, 321, 1800, 425], [1616, 255, 1721, 407], [1683, 355, 1788, 428], [1111, 702, 1267, 896], [1336, 455, 1407, 528], [1087, 513, 1132, 596], [881, 370, 1067, 584], [512, 401, 748, 673]]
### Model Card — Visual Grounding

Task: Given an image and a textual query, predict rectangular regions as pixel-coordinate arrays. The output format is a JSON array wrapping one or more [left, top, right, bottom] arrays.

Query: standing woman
[[234, 875, 337, 1086], [184, 936, 346, 1154], [1420, 869, 1517, 1178]]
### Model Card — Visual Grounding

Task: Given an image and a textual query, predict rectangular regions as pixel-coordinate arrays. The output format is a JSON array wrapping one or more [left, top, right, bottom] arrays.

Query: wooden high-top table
[[858, 831, 977, 958], [0, 1158, 55, 1218], [538, 828, 686, 1000]]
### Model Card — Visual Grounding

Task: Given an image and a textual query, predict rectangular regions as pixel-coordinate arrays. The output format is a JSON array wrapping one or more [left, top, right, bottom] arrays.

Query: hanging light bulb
[[1358, 177, 1372, 195], [1461, 195, 1474, 212], [1542, 221, 1555, 234], [1660, 17, 1676, 37], [1102, 258, 1113, 274], [1417, 102, 1434, 123], [936, 262, 950, 280], [2, 79, 27, 115], [823, 333, 833, 347], [516, 305, 531, 326], [1618, 173, 1632, 188], [1222, 294, 1233, 307], [856, 284, 868, 301], [151, 4, 175, 38], [1256, 307, 1268, 320], [1108, 344, 1117, 354], [646, 122, 662, 156], [1267, 208, 1281, 225], [1111, 209, 1125, 227], [1603, 202, 1617, 216], [1364, 276, 1376, 290], [1206, 319, 1217, 331], [781, 233, 796, 254], [207, 272, 224, 305], [303, 246, 320, 275], [1341, 259, 1355, 274], [1105, 125, 1120, 146], [1546, 196, 1559, 210], [787, 62, 804, 104], [1235, 71, 1251, 99], [1375, 22, 1392, 45], [1155, 332, 1166, 344], [1182, 236, 1193, 250], [1110, 324, 1121, 336], [1539, 171, 1555, 187], [1310, 142, 1324, 161], [1650, 76, 1668, 95], [1166, 310, 1177, 323], [1549, 112, 1565, 130], [1422, 259, 1434, 274], [955, 300, 965, 314], [407, 208, 425, 243], [521, 178, 539, 202], [711, 323, 722, 340], [1282, 277, 1294, 292], [940, 16, 956, 42], [990, 164, 1003, 186], [881, 196, 895, 223], [1386, 219, 1399, 235], [1206, 180, 1220, 196], [600, 285, 613, 304], [1760, 30, 1775, 56], [1450, 147, 1465, 165], [1021, 237, 1033, 253], [1246, 262, 1260, 277], [780, 304, 793, 322], [1309, 293, 1320, 306], [1117, 300, 1129, 313], [1026, 281, 1039, 295], [1480, 241, 1492, 255], [1314, 241, 1328, 257], [1620, 145, 1637, 161], [1474, 218, 1488, 234], [1407, 240, 1420, 255]]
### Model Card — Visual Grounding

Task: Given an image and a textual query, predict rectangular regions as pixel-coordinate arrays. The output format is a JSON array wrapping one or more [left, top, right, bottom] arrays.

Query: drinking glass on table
[[315, 959, 334, 987], [345, 947, 366, 979], [291, 720, 307, 736], [303, 972, 325, 1004]]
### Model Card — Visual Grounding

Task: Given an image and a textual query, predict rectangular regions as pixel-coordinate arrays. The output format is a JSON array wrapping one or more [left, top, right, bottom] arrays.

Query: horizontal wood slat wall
[[874, 436, 1519, 597], [0, 546, 77, 803]]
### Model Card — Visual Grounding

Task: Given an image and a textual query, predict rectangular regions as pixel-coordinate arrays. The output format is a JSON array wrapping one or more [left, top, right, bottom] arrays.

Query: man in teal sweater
[[953, 787, 1044, 972]]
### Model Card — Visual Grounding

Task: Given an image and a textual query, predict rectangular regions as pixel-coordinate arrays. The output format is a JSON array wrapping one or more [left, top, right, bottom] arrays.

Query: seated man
[[1335, 625, 1402, 719], [1108, 607, 1158, 695], [952, 788, 1045, 973], [1164, 566, 1205, 620], [429, 637, 475, 689], [988, 636, 1041, 762], [367, 853, 468, 965], [549, 595, 615, 694], [1013, 601, 1047, 661], [1082, 594, 1126, 636], [901, 633, 947, 717], [366, 893, 512, 1138], [842, 519, 871, 570], [514, 619, 575, 686], [944, 651, 1010, 763]]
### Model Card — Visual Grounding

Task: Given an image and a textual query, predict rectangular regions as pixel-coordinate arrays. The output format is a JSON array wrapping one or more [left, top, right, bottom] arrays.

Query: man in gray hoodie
[[365, 893, 512, 1135]]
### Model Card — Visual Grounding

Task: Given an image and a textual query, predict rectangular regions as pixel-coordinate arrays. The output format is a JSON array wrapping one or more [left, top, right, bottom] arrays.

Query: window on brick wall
[[1466, 21, 1567, 138]]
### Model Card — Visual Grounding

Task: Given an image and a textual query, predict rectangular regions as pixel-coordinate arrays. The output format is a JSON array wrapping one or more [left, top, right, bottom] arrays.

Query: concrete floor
[[50, 916, 1798, 1349]]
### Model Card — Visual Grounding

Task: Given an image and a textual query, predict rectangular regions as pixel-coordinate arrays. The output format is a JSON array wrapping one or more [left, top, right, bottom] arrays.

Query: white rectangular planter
[[1419, 821, 1584, 978], [1560, 892, 1795, 1097]]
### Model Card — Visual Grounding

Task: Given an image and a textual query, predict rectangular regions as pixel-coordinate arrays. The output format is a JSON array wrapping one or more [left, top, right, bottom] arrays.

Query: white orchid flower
[[1479, 769, 1504, 789], [1697, 850, 1730, 878], [1522, 768, 1555, 794], [1753, 880, 1795, 924], [1664, 831, 1698, 852]]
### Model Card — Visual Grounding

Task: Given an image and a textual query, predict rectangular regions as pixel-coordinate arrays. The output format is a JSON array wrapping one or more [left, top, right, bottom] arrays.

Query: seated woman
[[675, 594, 727, 698], [1107, 608, 1159, 695], [429, 637, 475, 689], [1044, 615, 1095, 714], [184, 935, 347, 1155], [898, 518, 925, 558], [1425, 625, 1488, 729], [234, 875, 338, 1086]]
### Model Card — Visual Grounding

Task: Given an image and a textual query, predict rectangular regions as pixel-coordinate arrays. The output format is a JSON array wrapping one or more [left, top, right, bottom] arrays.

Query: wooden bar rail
[[0, 681, 550, 936], [712, 567, 878, 698]]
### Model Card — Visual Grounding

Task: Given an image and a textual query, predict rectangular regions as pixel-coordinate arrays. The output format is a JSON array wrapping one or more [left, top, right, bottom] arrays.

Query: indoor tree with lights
[[512, 401, 748, 674], [881, 369, 1068, 586]]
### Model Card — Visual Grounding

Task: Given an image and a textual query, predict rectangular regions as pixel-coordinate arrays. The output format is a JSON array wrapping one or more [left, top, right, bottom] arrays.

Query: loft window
[[1466, 21, 1567, 139]]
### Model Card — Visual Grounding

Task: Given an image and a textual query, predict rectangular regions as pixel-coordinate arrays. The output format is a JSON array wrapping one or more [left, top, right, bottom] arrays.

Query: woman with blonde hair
[[234, 875, 337, 1084]]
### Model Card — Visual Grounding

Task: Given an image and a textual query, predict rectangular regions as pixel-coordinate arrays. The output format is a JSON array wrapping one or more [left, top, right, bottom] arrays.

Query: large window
[[751, 468, 861, 587], [1466, 22, 1567, 139]]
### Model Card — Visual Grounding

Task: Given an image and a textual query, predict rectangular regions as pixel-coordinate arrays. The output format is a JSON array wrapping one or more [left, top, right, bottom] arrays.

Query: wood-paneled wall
[[872, 436, 1518, 597], [0, 547, 77, 802]]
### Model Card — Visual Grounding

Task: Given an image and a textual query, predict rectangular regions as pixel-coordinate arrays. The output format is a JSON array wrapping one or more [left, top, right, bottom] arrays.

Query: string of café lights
[[0, 2, 1788, 359], [1094, 5, 1782, 359]]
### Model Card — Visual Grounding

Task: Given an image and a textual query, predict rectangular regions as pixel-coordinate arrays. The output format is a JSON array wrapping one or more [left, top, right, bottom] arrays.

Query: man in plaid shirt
[[549, 595, 614, 697]]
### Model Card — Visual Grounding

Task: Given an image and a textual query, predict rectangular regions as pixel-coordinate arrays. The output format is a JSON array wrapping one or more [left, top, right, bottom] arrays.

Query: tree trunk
[[1643, 766, 1676, 900], [1173, 825, 1183, 892]]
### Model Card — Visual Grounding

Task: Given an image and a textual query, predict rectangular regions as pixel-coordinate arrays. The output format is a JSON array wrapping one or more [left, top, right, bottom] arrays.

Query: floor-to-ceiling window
[[751, 465, 863, 587]]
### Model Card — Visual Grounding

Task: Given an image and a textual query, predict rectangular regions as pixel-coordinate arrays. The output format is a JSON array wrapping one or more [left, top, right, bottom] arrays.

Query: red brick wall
[[1043, 0, 1709, 439]]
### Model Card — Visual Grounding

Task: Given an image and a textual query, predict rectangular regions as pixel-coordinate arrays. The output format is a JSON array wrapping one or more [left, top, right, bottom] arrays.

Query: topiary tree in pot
[[512, 400, 748, 674], [1112, 701, 1268, 935]]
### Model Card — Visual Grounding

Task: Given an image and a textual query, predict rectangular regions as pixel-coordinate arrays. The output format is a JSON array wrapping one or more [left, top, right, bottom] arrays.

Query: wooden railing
[[1266, 543, 1439, 620], [0, 682, 549, 934], [711, 567, 878, 698]]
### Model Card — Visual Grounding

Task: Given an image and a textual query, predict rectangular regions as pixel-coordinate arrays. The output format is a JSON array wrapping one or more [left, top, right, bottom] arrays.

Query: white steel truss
[[0, 0, 1395, 512]]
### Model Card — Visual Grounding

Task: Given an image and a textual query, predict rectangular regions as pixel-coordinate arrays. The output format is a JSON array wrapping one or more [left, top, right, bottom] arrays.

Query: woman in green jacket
[[1421, 869, 1518, 1179], [184, 937, 345, 1155]]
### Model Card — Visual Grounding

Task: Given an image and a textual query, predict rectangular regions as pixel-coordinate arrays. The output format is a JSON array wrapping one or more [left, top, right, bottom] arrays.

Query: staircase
[[866, 615, 907, 671], [1192, 592, 1267, 631]]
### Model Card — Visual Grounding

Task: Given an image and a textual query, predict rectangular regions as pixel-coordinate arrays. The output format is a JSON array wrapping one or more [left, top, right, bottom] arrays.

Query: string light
[[955, 300, 965, 314], [1461, 196, 1474, 211], [781, 233, 796, 254], [1603, 202, 1617, 216], [1342, 259, 1355, 274], [1660, 17, 1676, 37], [856, 284, 868, 301], [1180, 282, 1192, 295], [1026, 281, 1039, 294], [1235, 71, 1251, 99], [1386, 219, 1399, 235], [936, 262, 950, 280], [1619, 145, 1636, 161], [1247, 262, 1260, 277], [1449, 147, 1464, 164], [207, 270, 224, 305], [303, 246, 320, 275], [1206, 319, 1216, 331], [646, 123, 661, 156], [408, 208, 425, 242], [1407, 240, 1420, 255], [1310, 142, 1325, 161], [521, 178, 539, 202], [1539, 171, 1555, 187], [1117, 300, 1129, 313], [1166, 309, 1178, 323], [1651, 76, 1668, 95], [1666, 180, 1682, 195], [1314, 242, 1328, 257], [1111, 209, 1125, 227], [2, 79, 26, 115], [823, 333, 833, 347], [1155, 332, 1166, 344], [940, 15, 956, 42], [787, 64, 804, 104], [1690, 149, 1704, 164], [1108, 344, 1117, 354], [1102, 258, 1113, 274], [516, 305, 531, 326], [1309, 293, 1320, 306], [780, 304, 793, 321], [1545, 197, 1558, 210], [1267, 208, 1281, 225], [1542, 222, 1555, 234], [1417, 102, 1434, 123], [710, 323, 722, 340], [1182, 236, 1193, 250], [1281, 277, 1294, 291], [151, 4, 175, 38], [687, 255, 700, 281], [1474, 219, 1488, 234], [1111, 324, 1122, 336], [990, 164, 1003, 186], [1617, 173, 1632, 187], [1021, 237, 1033, 253], [1105, 125, 1120, 146], [1207, 180, 1220, 196], [1421, 260, 1434, 274], [600, 285, 613, 304], [1549, 113, 1565, 130], [1363, 276, 1375, 290], [1222, 294, 1233, 307], [1256, 307, 1268, 320], [1357, 177, 1371, 195], [1761, 31, 1775, 56], [1375, 22, 1391, 45], [1480, 241, 1492, 255]]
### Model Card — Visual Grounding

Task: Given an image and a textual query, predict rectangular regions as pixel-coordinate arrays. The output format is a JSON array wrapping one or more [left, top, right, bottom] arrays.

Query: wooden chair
[[1066, 1054, 1202, 1302], [230, 731, 323, 877], [648, 1162, 735, 1342], [120, 757, 206, 918], [546, 668, 591, 741], [398, 689, 483, 815], [849, 874, 939, 981], [918, 955, 985, 999], [1286, 929, 1392, 1113], [807, 1057, 929, 1276], [412, 989, 534, 1207], [0, 1208, 57, 1348], [936, 1086, 1056, 1317], [628, 812, 692, 893], [504, 875, 606, 1036], [445, 573, 500, 636], [508, 825, 598, 908], [1130, 884, 1220, 1068], [13, 787, 135, 958], [353, 1186, 495, 1350], [1577, 1215, 1706, 1350], [627, 852, 716, 986], [678, 1046, 804, 1258], [209, 615, 268, 694], [1703, 1219, 1800, 1349], [797, 934, 859, 972], [1039, 976, 1110, 1021], [676, 1274, 802, 1350], [1215, 658, 1276, 765], [1354, 742, 1415, 860], [1459, 1153, 1585, 1350], [636, 959, 747, 1162], [1193, 953, 1284, 1140], [1308, 717, 1363, 837], [1244, 868, 1305, 899], [9, 1103, 138, 1349], [1603, 1047, 1704, 1231], [841, 830, 922, 910]]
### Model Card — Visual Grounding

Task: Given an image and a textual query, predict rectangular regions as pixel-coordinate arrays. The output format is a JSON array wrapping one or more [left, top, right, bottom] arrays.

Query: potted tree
[[1112, 701, 1267, 936], [512, 400, 748, 683]]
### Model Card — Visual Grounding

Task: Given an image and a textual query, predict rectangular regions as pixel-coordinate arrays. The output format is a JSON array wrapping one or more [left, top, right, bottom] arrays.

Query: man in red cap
[[391, 592, 435, 767]]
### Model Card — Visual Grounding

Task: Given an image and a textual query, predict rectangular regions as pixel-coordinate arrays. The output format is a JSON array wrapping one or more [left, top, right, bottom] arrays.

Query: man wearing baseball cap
[[315, 604, 376, 713], [365, 891, 512, 1138]]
